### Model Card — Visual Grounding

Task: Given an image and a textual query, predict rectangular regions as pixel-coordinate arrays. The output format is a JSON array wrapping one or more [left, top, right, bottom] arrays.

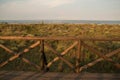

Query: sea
[[0, 20, 120, 24]]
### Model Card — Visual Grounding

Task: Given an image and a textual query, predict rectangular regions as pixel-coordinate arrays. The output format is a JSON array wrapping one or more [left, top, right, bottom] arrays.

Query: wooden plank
[[45, 43, 75, 70], [40, 40, 48, 71], [0, 36, 78, 40], [0, 44, 14, 54], [79, 48, 120, 72], [0, 41, 40, 68], [0, 36, 120, 41], [0, 44, 41, 70], [82, 42, 120, 69], [0, 71, 120, 80], [47, 41, 78, 68], [76, 40, 81, 73]]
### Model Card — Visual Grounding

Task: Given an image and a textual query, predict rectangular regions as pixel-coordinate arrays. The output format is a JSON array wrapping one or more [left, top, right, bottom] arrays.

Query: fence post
[[40, 40, 48, 72], [76, 40, 81, 73]]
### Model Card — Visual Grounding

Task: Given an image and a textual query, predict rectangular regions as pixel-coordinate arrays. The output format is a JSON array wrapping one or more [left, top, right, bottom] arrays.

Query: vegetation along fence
[[0, 36, 120, 73]]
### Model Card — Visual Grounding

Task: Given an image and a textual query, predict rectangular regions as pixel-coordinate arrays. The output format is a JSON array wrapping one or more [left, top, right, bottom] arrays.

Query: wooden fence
[[0, 36, 120, 73]]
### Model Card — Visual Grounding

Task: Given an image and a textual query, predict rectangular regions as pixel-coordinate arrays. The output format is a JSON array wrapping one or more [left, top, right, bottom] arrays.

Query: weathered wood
[[0, 36, 120, 41], [47, 41, 78, 68], [79, 48, 120, 72], [45, 43, 75, 70], [21, 58, 41, 70], [82, 42, 120, 69], [0, 36, 120, 73], [40, 40, 48, 71], [0, 44, 14, 54], [76, 40, 81, 73], [0, 36, 77, 40], [0, 71, 120, 80], [0, 41, 40, 68], [0, 44, 41, 70]]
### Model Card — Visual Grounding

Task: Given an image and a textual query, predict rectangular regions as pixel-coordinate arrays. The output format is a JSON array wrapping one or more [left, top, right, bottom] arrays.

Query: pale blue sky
[[0, 0, 120, 20]]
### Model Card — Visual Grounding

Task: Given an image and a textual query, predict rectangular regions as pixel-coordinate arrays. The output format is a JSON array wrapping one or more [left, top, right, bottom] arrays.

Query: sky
[[0, 0, 120, 20]]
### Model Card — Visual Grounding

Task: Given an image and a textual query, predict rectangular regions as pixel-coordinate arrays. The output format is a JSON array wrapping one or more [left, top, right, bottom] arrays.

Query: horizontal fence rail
[[0, 36, 120, 73], [0, 36, 120, 41]]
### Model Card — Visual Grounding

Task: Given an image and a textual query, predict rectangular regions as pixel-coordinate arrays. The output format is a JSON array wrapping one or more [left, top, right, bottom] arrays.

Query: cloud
[[0, 0, 76, 20], [1, 0, 119, 20], [0, 0, 76, 14], [0, 0, 76, 8], [44, 0, 76, 7]]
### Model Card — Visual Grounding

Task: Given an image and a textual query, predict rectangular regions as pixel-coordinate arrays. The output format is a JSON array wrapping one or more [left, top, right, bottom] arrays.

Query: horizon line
[[0, 19, 120, 21]]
